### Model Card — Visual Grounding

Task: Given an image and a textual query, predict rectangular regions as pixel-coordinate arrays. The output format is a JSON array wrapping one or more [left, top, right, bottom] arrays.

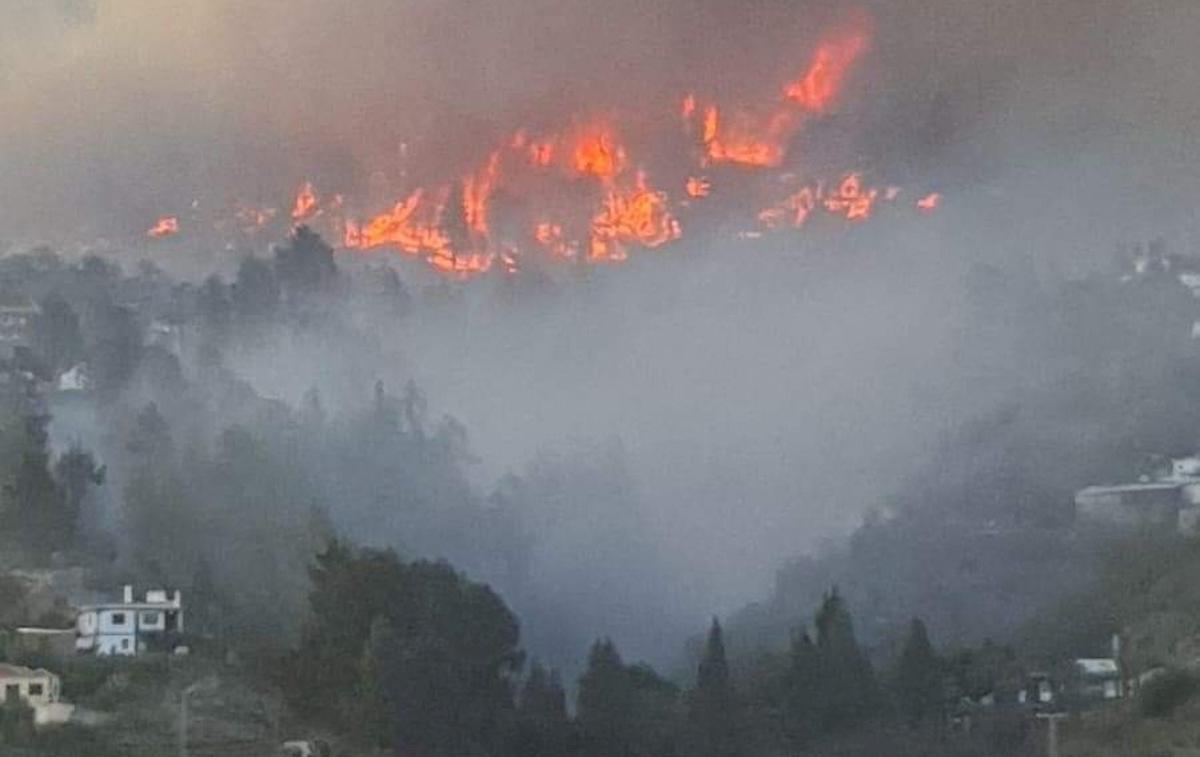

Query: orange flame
[[699, 105, 794, 168], [147, 216, 180, 238], [681, 94, 697, 120], [784, 30, 870, 113], [590, 171, 681, 262], [145, 11, 949, 279], [685, 176, 712, 198], [759, 172, 885, 229], [291, 181, 319, 222], [535, 222, 576, 260], [464, 151, 501, 236], [573, 127, 627, 181], [823, 172, 877, 221]]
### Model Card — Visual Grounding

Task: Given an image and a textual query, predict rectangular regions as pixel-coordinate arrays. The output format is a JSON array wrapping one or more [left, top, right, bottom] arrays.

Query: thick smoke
[[6, 0, 1200, 667]]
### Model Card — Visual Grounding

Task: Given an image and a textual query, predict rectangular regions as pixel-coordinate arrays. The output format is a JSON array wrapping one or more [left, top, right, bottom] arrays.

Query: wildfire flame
[[685, 176, 712, 199], [917, 192, 942, 213], [572, 127, 627, 182], [535, 222, 576, 260], [590, 171, 681, 262], [291, 181, 319, 222], [144, 13, 941, 279], [784, 31, 870, 113], [147, 216, 179, 238]]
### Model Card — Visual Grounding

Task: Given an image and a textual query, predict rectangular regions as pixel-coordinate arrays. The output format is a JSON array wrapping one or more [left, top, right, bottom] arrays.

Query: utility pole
[[178, 677, 219, 757], [1036, 711, 1068, 757]]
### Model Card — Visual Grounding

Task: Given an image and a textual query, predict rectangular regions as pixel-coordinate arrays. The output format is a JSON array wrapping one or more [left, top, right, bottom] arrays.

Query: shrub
[[1138, 668, 1199, 718], [0, 701, 35, 745]]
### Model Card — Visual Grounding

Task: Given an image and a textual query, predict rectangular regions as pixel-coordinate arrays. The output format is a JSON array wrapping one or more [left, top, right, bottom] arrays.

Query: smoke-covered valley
[[6, 0, 1200, 724]]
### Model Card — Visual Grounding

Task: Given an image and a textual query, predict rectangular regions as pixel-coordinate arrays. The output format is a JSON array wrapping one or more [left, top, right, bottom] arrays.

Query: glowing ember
[[535, 222, 576, 260], [917, 192, 942, 213], [823, 173, 877, 221], [236, 206, 277, 232], [759, 172, 889, 229], [147, 216, 180, 238]]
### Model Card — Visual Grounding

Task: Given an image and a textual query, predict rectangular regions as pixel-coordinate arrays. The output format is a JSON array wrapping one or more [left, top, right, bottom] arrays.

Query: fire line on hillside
[[147, 13, 942, 279]]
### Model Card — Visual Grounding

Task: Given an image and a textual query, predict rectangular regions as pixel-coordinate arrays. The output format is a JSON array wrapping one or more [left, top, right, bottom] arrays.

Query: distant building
[[0, 663, 76, 726], [1016, 672, 1055, 707], [55, 363, 90, 394], [0, 663, 61, 707], [1071, 658, 1122, 702], [1075, 457, 1200, 535], [75, 585, 183, 656], [0, 295, 38, 360]]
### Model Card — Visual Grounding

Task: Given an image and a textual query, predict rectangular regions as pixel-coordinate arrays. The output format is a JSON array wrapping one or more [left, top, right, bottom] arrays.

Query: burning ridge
[[146, 14, 942, 279]]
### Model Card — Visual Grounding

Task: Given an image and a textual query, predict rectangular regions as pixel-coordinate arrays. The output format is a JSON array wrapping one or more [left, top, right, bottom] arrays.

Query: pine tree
[[578, 638, 632, 754], [688, 618, 740, 757], [814, 588, 879, 732], [356, 616, 401, 750], [892, 618, 943, 728], [514, 662, 571, 757], [783, 629, 822, 745]]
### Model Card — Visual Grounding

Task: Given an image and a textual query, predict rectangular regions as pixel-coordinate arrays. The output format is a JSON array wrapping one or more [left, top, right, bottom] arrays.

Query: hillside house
[[75, 585, 183, 656], [1075, 457, 1200, 534], [0, 295, 38, 361], [0, 663, 77, 726], [0, 664, 60, 707], [1071, 658, 1122, 703]]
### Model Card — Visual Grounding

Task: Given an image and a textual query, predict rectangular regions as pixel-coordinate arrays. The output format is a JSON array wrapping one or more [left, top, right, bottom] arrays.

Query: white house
[[75, 585, 183, 656], [1075, 456, 1200, 535], [55, 363, 90, 393], [1073, 659, 1122, 701], [0, 664, 61, 707], [0, 664, 77, 726]]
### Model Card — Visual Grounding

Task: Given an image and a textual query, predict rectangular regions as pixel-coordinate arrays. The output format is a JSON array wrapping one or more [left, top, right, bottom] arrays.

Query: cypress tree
[[578, 638, 632, 756], [514, 662, 572, 757], [783, 629, 822, 745], [892, 618, 943, 728], [688, 618, 740, 757], [814, 588, 879, 732], [356, 616, 401, 750]]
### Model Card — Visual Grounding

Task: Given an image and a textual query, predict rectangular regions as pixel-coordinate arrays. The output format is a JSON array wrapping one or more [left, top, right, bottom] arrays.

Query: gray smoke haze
[[8, 0, 1200, 665]]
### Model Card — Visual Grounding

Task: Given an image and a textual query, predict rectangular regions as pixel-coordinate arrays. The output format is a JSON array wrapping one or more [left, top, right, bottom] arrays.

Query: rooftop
[[1076, 482, 1185, 495], [0, 664, 56, 680], [1075, 658, 1119, 676]]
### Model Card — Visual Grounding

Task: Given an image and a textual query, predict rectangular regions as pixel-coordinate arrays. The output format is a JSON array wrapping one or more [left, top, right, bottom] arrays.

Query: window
[[140, 611, 161, 626], [4, 684, 18, 703], [120, 638, 130, 650], [28, 683, 43, 696], [111, 612, 127, 626]]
